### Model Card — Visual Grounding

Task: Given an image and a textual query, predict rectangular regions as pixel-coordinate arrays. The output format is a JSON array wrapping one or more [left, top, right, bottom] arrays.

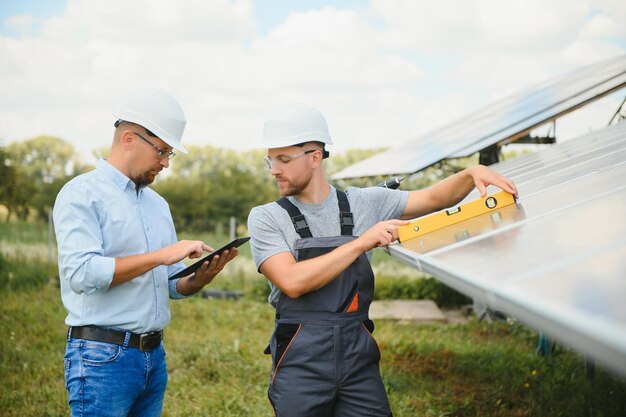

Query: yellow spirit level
[[399, 202, 526, 253], [398, 190, 516, 243]]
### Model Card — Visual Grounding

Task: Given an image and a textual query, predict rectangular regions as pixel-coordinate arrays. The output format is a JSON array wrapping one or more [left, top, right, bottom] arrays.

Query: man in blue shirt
[[53, 88, 239, 417]]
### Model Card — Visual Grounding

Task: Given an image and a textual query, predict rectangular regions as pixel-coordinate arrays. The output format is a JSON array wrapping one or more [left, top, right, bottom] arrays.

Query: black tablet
[[168, 237, 250, 280]]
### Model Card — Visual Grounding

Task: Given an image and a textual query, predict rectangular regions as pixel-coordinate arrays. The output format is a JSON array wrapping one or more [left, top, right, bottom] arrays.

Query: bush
[[375, 275, 471, 307]]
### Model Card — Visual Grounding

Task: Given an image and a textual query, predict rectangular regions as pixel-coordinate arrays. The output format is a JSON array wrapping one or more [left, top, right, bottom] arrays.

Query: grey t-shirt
[[247, 185, 409, 306]]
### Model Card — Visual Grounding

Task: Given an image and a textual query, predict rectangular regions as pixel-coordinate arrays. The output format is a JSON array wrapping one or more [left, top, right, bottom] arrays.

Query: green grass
[[2, 219, 626, 416], [2, 285, 626, 416]]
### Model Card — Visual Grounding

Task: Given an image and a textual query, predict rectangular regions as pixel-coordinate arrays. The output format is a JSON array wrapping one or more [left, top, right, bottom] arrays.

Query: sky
[[1, 0, 625, 162]]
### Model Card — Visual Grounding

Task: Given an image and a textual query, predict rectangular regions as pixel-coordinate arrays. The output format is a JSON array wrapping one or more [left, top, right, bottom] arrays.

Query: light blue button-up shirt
[[53, 158, 187, 333]]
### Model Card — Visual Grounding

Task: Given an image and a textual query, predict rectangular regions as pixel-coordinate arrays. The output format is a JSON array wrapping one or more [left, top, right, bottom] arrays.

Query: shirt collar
[[97, 158, 134, 191]]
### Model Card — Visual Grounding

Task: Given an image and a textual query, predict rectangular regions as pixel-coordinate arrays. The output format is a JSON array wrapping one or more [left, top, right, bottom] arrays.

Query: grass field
[[2, 220, 626, 416], [2, 284, 626, 416]]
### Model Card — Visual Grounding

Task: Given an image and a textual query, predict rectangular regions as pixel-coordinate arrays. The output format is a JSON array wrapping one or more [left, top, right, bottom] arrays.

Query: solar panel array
[[387, 121, 626, 376], [333, 54, 626, 180]]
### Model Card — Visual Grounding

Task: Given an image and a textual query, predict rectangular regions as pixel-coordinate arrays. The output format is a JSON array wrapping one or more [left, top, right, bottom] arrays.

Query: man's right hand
[[355, 219, 409, 251], [159, 240, 212, 265]]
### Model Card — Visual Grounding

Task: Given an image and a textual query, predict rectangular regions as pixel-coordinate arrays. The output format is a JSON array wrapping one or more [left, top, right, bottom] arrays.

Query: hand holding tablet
[[168, 237, 250, 280]]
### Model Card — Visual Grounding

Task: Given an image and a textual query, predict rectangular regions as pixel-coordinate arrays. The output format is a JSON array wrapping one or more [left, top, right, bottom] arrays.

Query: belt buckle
[[139, 331, 160, 352]]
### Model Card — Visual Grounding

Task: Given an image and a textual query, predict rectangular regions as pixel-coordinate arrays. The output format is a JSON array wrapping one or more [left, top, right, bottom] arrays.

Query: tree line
[[1, 136, 471, 231], [0, 136, 282, 230], [0, 136, 383, 231]]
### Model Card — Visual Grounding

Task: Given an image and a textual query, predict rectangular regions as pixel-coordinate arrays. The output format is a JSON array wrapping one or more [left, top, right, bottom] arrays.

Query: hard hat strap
[[114, 119, 158, 138], [294, 141, 330, 159]]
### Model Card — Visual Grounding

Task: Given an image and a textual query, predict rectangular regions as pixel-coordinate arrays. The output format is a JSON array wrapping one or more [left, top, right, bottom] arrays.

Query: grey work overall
[[267, 190, 392, 417]]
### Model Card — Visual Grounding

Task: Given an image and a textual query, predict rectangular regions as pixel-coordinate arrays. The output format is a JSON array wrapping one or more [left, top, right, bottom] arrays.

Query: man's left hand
[[192, 248, 240, 286], [469, 165, 518, 198]]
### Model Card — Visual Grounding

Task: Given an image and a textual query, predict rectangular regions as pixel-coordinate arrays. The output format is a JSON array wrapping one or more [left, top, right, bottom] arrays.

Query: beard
[[276, 170, 312, 196], [132, 171, 158, 189]]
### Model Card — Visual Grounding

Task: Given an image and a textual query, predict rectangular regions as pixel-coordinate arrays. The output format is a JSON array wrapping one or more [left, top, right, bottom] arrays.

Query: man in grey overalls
[[248, 104, 518, 417]]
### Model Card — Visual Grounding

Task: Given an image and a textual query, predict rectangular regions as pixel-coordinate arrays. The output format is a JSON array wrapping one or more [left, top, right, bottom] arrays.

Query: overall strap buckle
[[275, 189, 355, 237], [336, 190, 354, 236], [291, 214, 311, 236], [276, 197, 313, 238]]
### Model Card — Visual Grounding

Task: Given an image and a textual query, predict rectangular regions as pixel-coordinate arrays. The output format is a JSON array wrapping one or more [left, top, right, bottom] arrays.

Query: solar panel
[[332, 54, 626, 180], [386, 121, 626, 376]]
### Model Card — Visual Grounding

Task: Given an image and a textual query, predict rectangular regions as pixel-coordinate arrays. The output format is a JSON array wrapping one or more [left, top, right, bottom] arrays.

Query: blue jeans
[[64, 334, 168, 417]]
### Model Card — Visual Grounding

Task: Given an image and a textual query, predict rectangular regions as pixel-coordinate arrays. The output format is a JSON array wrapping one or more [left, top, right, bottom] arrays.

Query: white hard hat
[[113, 88, 188, 154], [262, 103, 333, 149]]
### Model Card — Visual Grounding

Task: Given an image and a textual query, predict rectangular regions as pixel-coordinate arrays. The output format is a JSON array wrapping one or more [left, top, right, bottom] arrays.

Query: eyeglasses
[[264, 150, 316, 169], [133, 131, 176, 159]]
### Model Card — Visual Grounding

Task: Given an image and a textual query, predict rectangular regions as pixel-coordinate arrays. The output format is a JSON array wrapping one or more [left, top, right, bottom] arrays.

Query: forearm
[[174, 272, 215, 296], [427, 167, 476, 208], [402, 166, 479, 219], [111, 251, 163, 286], [262, 238, 369, 298], [112, 239, 212, 288]]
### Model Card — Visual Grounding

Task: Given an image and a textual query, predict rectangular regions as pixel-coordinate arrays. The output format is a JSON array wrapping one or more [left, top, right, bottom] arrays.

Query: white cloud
[[369, 0, 591, 53], [251, 8, 423, 90], [366, 0, 625, 140], [0, 0, 259, 157], [3, 13, 35, 31], [0, 0, 624, 161], [581, 13, 625, 39], [41, 0, 256, 43]]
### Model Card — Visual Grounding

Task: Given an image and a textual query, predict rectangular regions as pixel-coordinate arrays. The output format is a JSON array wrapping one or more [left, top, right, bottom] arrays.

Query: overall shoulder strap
[[276, 197, 313, 238], [336, 189, 354, 236]]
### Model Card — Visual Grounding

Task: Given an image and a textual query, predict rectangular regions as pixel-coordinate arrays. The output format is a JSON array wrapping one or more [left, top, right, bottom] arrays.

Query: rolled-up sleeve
[[53, 183, 115, 295], [167, 262, 191, 299], [167, 278, 187, 299]]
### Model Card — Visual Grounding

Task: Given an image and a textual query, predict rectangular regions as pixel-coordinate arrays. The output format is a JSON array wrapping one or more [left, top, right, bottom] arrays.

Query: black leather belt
[[68, 326, 162, 352]]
